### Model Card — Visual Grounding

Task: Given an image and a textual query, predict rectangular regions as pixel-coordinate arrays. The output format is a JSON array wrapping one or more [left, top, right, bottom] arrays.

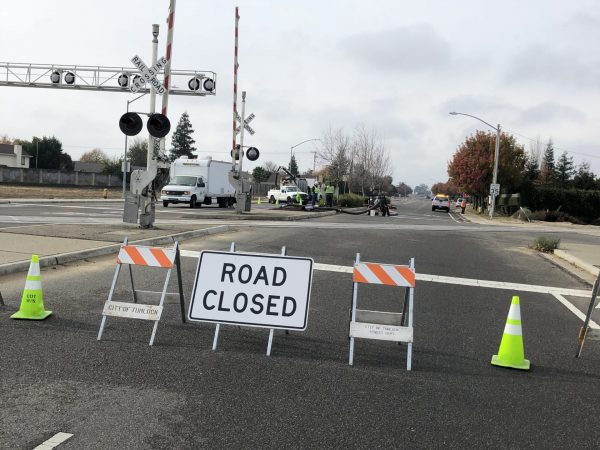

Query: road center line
[[179, 251, 592, 298], [33, 432, 73, 449]]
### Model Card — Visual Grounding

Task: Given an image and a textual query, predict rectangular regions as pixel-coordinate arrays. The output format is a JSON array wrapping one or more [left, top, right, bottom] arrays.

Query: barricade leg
[[348, 253, 360, 366], [97, 261, 122, 341], [266, 246, 286, 356]]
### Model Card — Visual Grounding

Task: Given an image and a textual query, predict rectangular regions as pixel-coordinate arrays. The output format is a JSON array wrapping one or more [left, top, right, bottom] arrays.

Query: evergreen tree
[[555, 151, 575, 186], [539, 139, 556, 185], [169, 112, 196, 161], [24, 136, 73, 170], [289, 155, 299, 176], [573, 161, 596, 190]]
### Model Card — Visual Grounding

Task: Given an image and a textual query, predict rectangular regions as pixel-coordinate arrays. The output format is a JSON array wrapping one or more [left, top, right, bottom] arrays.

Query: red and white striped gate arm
[[117, 245, 176, 268], [353, 262, 415, 287]]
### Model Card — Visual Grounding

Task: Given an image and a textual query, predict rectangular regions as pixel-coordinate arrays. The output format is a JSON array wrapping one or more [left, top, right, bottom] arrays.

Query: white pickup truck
[[267, 185, 310, 205]]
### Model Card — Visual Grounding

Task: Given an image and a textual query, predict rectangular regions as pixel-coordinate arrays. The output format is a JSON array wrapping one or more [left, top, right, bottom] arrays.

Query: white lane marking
[[552, 293, 600, 328], [33, 432, 73, 449], [448, 212, 460, 223], [179, 252, 592, 298]]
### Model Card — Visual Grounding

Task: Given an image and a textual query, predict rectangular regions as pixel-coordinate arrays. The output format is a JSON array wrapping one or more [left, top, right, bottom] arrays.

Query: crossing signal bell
[[118, 112, 170, 138]]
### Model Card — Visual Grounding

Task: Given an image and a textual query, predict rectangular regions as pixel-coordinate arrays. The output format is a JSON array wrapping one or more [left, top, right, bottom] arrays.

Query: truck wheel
[[163, 201, 169, 207], [269, 195, 275, 204], [287, 196, 292, 204], [190, 196, 197, 208], [217, 198, 225, 208]]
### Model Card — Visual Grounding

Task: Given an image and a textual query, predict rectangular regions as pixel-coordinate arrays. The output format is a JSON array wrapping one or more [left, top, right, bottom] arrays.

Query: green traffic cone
[[491, 296, 529, 370], [11, 255, 52, 320]]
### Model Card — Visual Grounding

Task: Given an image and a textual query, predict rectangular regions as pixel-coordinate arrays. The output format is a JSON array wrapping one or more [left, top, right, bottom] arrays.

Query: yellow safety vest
[[325, 185, 335, 194]]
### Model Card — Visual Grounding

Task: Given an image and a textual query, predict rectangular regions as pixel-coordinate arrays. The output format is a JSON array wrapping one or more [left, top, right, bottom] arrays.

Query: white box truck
[[160, 156, 235, 208]]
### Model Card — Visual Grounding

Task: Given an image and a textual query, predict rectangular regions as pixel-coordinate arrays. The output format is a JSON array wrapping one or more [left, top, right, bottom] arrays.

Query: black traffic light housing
[[147, 113, 171, 138], [246, 147, 259, 161], [118, 112, 171, 138], [119, 112, 143, 136]]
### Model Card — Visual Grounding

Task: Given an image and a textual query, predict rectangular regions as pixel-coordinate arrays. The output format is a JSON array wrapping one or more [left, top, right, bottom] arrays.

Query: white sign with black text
[[189, 251, 313, 330]]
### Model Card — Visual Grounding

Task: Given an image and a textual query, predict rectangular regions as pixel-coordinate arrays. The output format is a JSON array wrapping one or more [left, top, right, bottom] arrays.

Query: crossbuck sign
[[188, 250, 313, 330], [130, 55, 167, 95], [235, 112, 255, 136]]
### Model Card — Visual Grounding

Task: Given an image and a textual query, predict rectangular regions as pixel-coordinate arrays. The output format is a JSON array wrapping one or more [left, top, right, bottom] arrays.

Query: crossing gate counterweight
[[97, 238, 185, 346], [349, 254, 416, 370]]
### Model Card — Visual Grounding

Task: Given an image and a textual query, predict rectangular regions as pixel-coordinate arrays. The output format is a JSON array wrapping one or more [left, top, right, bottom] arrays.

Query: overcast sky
[[2, 0, 599, 188]]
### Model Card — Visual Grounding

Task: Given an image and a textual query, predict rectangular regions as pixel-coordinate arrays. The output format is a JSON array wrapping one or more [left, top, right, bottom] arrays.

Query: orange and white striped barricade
[[97, 237, 186, 346], [349, 253, 416, 370]]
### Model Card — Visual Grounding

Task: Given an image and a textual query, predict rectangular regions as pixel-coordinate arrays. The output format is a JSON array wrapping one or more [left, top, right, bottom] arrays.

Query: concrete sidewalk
[[462, 208, 600, 280]]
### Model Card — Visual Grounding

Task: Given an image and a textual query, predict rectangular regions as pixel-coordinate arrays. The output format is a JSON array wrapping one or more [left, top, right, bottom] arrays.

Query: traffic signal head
[[119, 112, 143, 136], [246, 147, 260, 161], [147, 113, 171, 138]]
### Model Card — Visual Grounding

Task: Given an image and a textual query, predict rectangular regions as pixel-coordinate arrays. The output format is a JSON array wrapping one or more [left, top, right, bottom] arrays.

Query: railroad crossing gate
[[349, 254, 416, 370], [97, 238, 185, 346]]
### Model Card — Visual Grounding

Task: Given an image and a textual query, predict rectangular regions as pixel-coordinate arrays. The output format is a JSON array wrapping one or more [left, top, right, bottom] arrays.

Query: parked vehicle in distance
[[160, 156, 235, 208], [267, 184, 310, 205], [455, 198, 463, 208], [432, 194, 450, 212]]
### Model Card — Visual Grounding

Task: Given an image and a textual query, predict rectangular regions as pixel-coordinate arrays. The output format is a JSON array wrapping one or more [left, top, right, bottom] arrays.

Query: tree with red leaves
[[448, 130, 526, 208]]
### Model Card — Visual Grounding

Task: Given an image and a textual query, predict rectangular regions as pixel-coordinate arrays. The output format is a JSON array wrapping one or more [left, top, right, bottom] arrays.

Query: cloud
[[339, 23, 451, 72], [505, 45, 600, 88], [517, 102, 585, 124]]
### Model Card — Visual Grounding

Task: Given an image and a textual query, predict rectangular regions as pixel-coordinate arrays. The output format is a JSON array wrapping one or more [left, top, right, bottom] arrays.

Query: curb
[[554, 249, 600, 278], [0, 225, 232, 277], [185, 210, 338, 221], [0, 198, 124, 204]]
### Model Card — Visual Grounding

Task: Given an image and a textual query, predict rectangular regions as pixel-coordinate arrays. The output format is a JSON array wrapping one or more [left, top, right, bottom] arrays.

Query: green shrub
[[338, 193, 367, 207], [530, 236, 560, 253], [521, 187, 600, 222]]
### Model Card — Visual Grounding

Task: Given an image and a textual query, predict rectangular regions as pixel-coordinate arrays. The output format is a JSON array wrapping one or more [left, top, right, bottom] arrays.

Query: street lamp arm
[[291, 138, 321, 151], [449, 112, 498, 132]]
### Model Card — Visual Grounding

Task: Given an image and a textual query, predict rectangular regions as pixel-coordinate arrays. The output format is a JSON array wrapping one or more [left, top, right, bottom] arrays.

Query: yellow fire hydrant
[[103, 188, 108, 199]]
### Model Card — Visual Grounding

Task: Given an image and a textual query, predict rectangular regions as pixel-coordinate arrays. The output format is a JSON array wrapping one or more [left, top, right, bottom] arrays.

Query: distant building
[[0, 144, 32, 168], [73, 161, 104, 173]]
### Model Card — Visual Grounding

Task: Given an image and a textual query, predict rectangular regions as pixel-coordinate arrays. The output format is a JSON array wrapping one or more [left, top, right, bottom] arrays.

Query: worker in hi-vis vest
[[325, 183, 335, 207], [312, 184, 320, 207]]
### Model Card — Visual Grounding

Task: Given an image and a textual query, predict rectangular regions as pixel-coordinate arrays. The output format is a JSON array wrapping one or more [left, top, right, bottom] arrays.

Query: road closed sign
[[188, 251, 313, 330]]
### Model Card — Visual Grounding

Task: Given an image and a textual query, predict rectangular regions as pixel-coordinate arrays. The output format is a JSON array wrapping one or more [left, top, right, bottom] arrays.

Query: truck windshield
[[286, 186, 298, 192], [170, 176, 197, 186]]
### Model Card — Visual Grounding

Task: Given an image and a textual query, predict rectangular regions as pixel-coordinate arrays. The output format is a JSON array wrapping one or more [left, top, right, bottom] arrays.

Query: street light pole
[[290, 138, 321, 171], [449, 111, 501, 219], [123, 93, 147, 198]]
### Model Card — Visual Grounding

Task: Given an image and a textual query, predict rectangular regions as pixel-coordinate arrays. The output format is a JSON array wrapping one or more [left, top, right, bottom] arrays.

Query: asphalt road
[[1, 199, 600, 449]]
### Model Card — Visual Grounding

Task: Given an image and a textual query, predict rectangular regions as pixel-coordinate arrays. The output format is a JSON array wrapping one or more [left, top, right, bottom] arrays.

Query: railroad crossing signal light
[[147, 113, 171, 138], [64, 72, 75, 85], [118, 73, 129, 87], [203, 78, 215, 92], [246, 147, 260, 161], [119, 112, 143, 136], [50, 71, 61, 84], [188, 77, 201, 91]]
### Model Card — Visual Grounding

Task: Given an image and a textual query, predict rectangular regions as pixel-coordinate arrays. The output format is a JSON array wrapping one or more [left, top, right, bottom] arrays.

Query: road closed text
[[189, 251, 313, 330]]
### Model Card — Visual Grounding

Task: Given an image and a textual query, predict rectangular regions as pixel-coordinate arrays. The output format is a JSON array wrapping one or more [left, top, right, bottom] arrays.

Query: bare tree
[[352, 124, 391, 195], [320, 126, 351, 188], [263, 161, 278, 173]]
